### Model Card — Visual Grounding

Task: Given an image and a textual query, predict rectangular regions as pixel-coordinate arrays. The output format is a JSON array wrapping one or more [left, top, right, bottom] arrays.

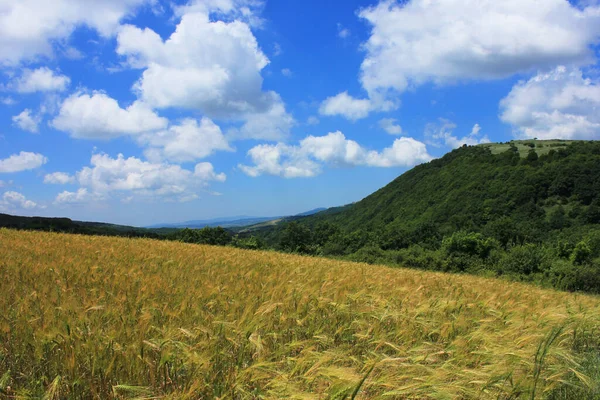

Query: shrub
[[231, 235, 265, 250], [571, 241, 592, 265], [442, 231, 498, 259], [499, 244, 549, 275], [279, 222, 314, 254], [395, 246, 444, 271], [347, 245, 388, 265], [548, 260, 600, 293]]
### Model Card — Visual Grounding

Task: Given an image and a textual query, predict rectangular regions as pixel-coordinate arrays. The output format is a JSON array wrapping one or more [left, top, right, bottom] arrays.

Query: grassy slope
[[480, 140, 574, 157], [1, 230, 600, 398]]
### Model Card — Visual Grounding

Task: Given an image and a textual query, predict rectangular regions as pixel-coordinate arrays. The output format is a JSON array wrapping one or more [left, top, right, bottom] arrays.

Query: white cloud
[[13, 67, 70, 93], [0, 191, 41, 210], [379, 118, 402, 135], [228, 94, 295, 140], [500, 66, 600, 139], [194, 162, 227, 182], [1, 97, 16, 106], [320, 91, 395, 121], [0, 151, 47, 173], [239, 143, 320, 178], [307, 116, 320, 125], [322, 0, 600, 120], [12, 109, 40, 133], [364, 137, 433, 167], [139, 118, 232, 163], [175, 0, 266, 28], [54, 188, 91, 205], [358, 0, 600, 97], [63, 153, 226, 203], [0, 0, 152, 65], [44, 172, 75, 184], [116, 8, 293, 140], [281, 68, 293, 77], [51, 92, 168, 139], [117, 13, 266, 116], [337, 23, 351, 39], [239, 131, 432, 178], [426, 119, 490, 148]]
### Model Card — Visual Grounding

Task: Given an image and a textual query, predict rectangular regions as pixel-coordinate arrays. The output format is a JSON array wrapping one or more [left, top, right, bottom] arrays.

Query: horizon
[[1, 0, 600, 226]]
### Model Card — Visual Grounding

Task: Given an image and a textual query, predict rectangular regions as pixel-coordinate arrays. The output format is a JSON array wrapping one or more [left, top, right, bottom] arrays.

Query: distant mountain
[[148, 207, 326, 229], [148, 216, 280, 229], [295, 207, 327, 217]]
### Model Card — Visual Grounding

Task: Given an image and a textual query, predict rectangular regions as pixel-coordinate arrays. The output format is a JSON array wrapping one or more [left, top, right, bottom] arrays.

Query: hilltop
[[1, 229, 599, 398], [295, 139, 598, 234], [247, 140, 600, 293]]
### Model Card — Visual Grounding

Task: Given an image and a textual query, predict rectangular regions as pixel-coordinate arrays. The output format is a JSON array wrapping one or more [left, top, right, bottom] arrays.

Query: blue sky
[[1, 0, 600, 226]]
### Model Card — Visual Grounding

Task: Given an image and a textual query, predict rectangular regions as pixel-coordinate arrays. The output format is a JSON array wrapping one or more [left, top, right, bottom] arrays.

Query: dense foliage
[[250, 141, 600, 293]]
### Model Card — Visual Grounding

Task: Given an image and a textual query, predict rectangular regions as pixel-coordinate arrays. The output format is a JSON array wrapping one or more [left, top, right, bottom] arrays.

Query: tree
[[548, 206, 567, 230], [524, 149, 539, 165], [442, 231, 497, 259], [279, 222, 314, 254], [571, 241, 592, 265], [585, 201, 600, 224]]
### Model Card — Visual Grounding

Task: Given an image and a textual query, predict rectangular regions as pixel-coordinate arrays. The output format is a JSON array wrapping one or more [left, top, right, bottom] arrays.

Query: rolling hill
[[298, 140, 599, 235], [244, 140, 600, 294]]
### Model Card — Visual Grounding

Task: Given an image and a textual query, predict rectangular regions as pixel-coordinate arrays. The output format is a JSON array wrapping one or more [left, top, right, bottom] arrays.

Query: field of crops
[[1, 229, 600, 399]]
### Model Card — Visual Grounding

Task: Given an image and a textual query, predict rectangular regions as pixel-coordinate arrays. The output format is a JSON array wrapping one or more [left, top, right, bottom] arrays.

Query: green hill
[[254, 140, 600, 293], [300, 140, 599, 235]]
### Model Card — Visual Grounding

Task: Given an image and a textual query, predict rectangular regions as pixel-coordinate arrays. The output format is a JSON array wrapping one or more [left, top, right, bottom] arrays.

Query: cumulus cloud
[[379, 118, 402, 135], [239, 131, 432, 178], [228, 94, 295, 140], [359, 0, 600, 95], [319, 92, 395, 121], [44, 172, 75, 184], [500, 66, 600, 139], [175, 0, 266, 27], [116, 8, 293, 140], [426, 119, 490, 148], [12, 109, 41, 133], [51, 92, 168, 139], [139, 118, 232, 163], [54, 188, 90, 205], [13, 67, 70, 93], [0, 0, 152, 65], [239, 143, 320, 178], [0, 152, 47, 173], [194, 162, 227, 182], [281, 68, 293, 77], [59, 153, 226, 203], [0, 191, 41, 210], [323, 0, 600, 120]]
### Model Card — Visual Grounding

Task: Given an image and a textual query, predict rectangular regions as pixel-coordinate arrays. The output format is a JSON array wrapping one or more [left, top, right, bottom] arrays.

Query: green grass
[[480, 140, 574, 158]]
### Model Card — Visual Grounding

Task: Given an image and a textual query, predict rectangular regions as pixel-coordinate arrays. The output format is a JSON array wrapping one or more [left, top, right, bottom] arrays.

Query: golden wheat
[[1, 229, 599, 399]]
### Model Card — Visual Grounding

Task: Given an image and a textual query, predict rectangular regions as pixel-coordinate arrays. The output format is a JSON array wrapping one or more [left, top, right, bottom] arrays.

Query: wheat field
[[1, 229, 600, 399]]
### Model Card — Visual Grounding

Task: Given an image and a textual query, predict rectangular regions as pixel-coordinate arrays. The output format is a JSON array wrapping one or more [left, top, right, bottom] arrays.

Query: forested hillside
[[252, 140, 600, 293]]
